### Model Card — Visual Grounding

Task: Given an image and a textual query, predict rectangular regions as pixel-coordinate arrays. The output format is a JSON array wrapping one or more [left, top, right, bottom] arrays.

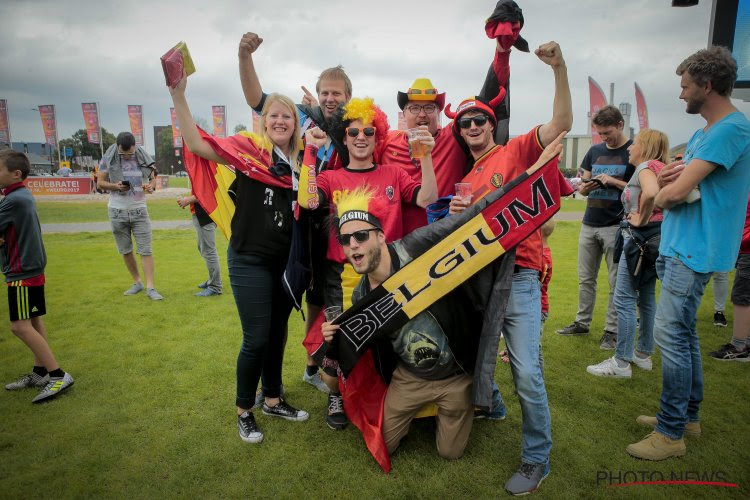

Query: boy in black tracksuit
[[0, 150, 74, 403]]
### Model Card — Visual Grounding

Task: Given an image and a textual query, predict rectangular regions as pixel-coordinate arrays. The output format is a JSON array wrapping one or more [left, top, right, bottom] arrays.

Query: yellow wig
[[336, 185, 383, 230], [343, 97, 377, 125], [336, 185, 376, 218]]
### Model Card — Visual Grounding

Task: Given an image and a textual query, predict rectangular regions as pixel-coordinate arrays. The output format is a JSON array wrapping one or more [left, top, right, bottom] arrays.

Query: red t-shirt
[[461, 127, 546, 271], [741, 196, 750, 255], [317, 164, 421, 263], [383, 127, 468, 234], [540, 245, 552, 314]]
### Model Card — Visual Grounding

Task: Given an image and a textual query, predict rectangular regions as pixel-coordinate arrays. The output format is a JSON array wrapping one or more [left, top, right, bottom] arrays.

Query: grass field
[[34, 196, 587, 224], [0, 221, 747, 498]]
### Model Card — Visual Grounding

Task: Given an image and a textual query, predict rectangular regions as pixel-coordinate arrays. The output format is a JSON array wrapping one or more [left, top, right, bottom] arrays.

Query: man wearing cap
[[321, 187, 483, 460], [384, 0, 527, 234], [448, 41, 572, 495]]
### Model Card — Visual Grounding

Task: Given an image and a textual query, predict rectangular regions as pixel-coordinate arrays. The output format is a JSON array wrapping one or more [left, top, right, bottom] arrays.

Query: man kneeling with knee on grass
[[321, 188, 480, 459]]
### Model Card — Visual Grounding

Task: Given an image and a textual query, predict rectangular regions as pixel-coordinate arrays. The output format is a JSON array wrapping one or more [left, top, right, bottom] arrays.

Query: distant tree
[[233, 123, 247, 134], [155, 127, 177, 174], [58, 128, 116, 168]]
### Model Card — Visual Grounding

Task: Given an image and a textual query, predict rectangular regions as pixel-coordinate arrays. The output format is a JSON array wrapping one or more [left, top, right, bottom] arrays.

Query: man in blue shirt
[[627, 46, 750, 460]]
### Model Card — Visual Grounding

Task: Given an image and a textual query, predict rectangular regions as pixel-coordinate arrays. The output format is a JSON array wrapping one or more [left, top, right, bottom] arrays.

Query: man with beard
[[626, 46, 750, 460], [321, 187, 483, 461]]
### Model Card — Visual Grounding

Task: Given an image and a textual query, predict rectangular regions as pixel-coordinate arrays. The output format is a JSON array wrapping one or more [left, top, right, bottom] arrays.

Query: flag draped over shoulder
[[182, 128, 293, 238]]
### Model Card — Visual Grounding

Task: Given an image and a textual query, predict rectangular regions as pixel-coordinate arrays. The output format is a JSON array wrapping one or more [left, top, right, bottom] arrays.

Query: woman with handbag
[[587, 129, 669, 378]]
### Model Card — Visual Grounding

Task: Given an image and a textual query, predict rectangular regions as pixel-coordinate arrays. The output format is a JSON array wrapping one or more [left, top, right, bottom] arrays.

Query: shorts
[[7, 282, 46, 322], [109, 206, 153, 255], [731, 253, 750, 306]]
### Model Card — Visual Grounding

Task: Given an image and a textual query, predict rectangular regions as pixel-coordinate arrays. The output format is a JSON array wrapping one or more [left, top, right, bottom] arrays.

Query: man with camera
[[97, 132, 163, 300]]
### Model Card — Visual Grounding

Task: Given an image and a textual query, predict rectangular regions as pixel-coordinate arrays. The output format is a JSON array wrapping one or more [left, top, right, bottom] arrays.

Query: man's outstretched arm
[[536, 42, 572, 147], [238, 32, 264, 110]]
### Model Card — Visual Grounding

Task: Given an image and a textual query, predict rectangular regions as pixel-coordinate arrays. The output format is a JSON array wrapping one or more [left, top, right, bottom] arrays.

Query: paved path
[[42, 220, 194, 234], [42, 212, 585, 234]]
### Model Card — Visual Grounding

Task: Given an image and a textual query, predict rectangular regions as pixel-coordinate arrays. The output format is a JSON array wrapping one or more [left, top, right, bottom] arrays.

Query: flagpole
[[54, 105, 60, 164], [6, 100, 12, 147], [97, 101, 104, 159]]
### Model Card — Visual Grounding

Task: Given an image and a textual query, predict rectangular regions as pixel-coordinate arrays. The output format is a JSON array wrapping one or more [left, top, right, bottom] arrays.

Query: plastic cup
[[407, 128, 427, 159], [455, 182, 472, 203], [324, 306, 342, 322]]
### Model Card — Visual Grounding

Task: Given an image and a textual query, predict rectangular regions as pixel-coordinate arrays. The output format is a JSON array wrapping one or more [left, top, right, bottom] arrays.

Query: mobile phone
[[121, 180, 131, 187], [586, 178, 605, 189]]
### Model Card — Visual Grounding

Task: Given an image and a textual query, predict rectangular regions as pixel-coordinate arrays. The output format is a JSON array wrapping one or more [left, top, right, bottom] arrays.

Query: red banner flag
[[212, 105, 227, 138], [170, 107, 182, 148], [38, 105, 57, 146], [634, 82, 649, 130], [0, 99, 10, 144], [588, 77, 608, 145], [128, 105, 144, 146], [81, 103, 100, 144]]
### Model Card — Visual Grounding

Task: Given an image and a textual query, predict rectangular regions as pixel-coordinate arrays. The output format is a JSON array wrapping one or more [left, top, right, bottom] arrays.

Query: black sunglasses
[[458, 115, 489, 129], [337, 228, 379, 246], [346, 127, 376, 138]]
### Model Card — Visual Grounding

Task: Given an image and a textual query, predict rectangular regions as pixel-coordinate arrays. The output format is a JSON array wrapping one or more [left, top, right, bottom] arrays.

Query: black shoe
[[262, 400, 309, 422], [713, 311, 728, 327], [599, 331, 617, 350], [709, 343, 749, 362], [556, 322, 589, 335], [238, 411, 263, 443], [326, 393, 348, 430]]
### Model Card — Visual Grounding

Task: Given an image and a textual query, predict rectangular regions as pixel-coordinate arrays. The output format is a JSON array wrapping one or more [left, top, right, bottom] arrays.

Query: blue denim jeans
[[653, 256, 711, 439], [613, 237, 656, 362], [503, 269, 551, 464]]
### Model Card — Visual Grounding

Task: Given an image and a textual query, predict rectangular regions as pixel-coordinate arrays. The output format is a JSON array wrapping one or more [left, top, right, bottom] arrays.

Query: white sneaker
[[302, 371, 330, 393], [586, 357, 631, 378], [632, 354, 653, 371]]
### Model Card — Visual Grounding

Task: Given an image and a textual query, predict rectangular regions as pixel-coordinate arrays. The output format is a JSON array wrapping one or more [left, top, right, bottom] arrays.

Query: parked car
[[175, 171, 188, 177]]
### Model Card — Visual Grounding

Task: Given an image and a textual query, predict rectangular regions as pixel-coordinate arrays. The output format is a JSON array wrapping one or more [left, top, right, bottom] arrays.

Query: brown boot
[[636, 415, 701, 437], [626, 431, 686, 460]]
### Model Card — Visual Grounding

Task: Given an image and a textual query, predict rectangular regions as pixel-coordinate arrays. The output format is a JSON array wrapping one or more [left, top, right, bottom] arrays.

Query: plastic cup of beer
[[324, 306, 342, 322], [407, 128, 427, 159], [455, 182, 472, 203]]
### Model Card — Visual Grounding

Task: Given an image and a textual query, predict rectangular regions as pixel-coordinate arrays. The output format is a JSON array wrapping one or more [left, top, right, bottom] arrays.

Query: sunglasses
[[346, 127, 376, 138], [458, 115, 489, 129], [337, 228, 379, 246]]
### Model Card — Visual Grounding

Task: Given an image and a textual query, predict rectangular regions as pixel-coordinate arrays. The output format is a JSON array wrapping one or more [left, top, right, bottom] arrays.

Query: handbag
[[623, 223, 661, 289]]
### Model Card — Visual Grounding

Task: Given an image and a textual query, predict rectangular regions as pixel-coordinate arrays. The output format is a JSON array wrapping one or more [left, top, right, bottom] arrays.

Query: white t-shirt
[[101, 157, 146, 209]]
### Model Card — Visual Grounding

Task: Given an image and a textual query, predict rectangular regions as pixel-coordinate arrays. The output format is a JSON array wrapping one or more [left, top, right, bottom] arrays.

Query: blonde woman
[[170, 74, 308, 443], [587, 129, 669, 379]]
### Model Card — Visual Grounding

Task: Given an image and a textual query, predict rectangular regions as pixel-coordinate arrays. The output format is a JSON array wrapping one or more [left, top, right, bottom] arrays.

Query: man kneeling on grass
[[322, 188, 481, 460]]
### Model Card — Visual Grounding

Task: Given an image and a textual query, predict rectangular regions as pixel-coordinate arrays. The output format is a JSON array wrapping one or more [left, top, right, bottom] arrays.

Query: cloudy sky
[[2, 0, 748, 153]]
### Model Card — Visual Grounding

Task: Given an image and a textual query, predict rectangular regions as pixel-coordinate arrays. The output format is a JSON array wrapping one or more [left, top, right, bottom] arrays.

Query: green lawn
[[36, 198, 193, 224], [0, 223, 747, 498]]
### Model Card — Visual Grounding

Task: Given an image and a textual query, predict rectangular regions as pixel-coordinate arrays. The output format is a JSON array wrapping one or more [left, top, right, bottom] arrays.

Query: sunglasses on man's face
[[458, 115, 489, 129], [346, 127, 376, 138], [337, 228, 379, 246]]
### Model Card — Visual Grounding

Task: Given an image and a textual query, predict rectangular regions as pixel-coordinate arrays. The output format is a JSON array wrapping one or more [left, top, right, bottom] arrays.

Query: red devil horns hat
[[444, 88, 507, 127]]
